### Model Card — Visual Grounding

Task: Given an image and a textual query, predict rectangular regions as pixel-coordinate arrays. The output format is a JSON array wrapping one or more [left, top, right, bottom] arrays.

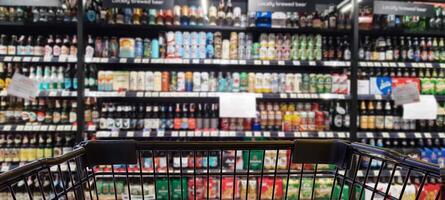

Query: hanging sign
[[219, 93, 257, 118], [0, 0, 61, 7], [374, 1, 435, 17], [103, 0, 174, 9], [7, 73, 39, 101], [248, 0, 309, 12]]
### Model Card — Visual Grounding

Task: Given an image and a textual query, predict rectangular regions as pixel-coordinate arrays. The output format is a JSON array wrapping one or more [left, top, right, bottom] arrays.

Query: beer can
[[153, 71, 162, 92], [222, 40, 230, 60], [240, 72, 248, 92], [185, 71, 193, 92], [301, 73, 310, 93], [166, 31, 175, 45], [245, 46, 252, 60], [193, 72, 201, 92], [170, 71, 177, 91], [129, 72, 138, 91], [137, 72, 145, 91], [177, 72, 186, 92], [252, 43, 260, 59], [190, 32, 199, 46], [143, 38, 151, 58], [175, 31, 183, 46], [191, 45, 199, 59], [238, 47, 245, 60], [199, 32, 207, 46], [201, 72, 209, 92], [183, 45, 191, 59], [161, 71, 170, 92], [232, 72, 240, 92], [209, 72, 217, 92], [183, 32, 191, 46], [206, 44, 214, 59], [309, 74, 317, 93], [97, 71, 105, 91], [199, 45, 206, 59], [294, 73, 302, 93], [264, 73, 272, 93], [135, 38, 143, 58], [206, 32, 214, 45], [279, 73, 286, 93], [175, 44, 183, 58], [151, 39, 159, 58], [248, 72, 256, 93], [316, 74, 325, 93], [285, 74, 294, 93], [145, 71, 154, 91], [255, 73, 263, 93], [167, 44, 176, 58], [271, 73, 279, 93]]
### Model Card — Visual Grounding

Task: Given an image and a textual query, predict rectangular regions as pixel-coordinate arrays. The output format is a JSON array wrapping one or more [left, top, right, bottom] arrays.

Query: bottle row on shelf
[[0, 133, 74, 163], [359, 100, 445, 132], [94, 101, 349, 132], [0, 97, 78, 125], [358, 68, 445, 96], [85, 33, 351, 61], [0, 0, 77, 23], [94, 70, 349, 95], [0, 34, 78, 57], [85, 0, 350, 30]]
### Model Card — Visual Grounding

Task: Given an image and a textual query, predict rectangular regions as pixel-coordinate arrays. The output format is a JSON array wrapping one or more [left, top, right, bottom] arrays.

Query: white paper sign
[[403, 95, 438, 120], [392, 83, 420, 105], [6, 73, 39, 101], [219, 93, 256, 118]]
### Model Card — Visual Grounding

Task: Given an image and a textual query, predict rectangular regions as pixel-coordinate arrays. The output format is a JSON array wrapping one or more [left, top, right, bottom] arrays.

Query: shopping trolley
[[0, 139, 443, 200]]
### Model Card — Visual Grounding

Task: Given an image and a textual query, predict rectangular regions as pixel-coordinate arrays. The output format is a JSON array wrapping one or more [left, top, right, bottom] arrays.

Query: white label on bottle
[[88, 125, 96, 131]]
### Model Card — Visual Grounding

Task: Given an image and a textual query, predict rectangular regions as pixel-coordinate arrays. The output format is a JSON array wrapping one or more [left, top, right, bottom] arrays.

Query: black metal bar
[[398, 169, 412, 200], [35, 172, 47, 200], [111, 165, 118, 200], [151, 151, 158, 200], [76, 0, 86, 143], [232, 150, 238, 200], [350, 0, 359, 142], [271, 149, 280, 200], [23, 177, 33, 200], [166, 152, 171, 200], [284, 149, 293, 200], [370, 161, 386, 200], [258, 149, 267, 200], [206, 150, 210, 200], [310, 164, 318, 200], [56, 165, 69, 200], [179, 151, 184, 200], [219, 150, 223, 200], [138, 152, 145, 200], [245, 150, 251, 200], [125, 164, 132, 200]]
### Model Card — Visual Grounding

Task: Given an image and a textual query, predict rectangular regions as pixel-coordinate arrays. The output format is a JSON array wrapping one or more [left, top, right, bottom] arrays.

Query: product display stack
[[0, 0, 445, 199]]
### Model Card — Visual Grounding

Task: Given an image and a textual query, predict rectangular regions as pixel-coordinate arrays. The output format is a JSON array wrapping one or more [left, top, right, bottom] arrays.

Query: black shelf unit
[[1, 0, 444, 144]]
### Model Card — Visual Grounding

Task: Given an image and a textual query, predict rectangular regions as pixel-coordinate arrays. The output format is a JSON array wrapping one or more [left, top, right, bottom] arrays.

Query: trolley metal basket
[[0, 139, 443, 200]]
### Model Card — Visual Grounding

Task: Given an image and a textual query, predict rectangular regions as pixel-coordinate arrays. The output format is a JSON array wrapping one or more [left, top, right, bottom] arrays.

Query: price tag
[[309, 61, 316, 66], [382, 132, 390, 138], [278, 61, 285, 65], [99, 58, 108, 63], [229, 131, 236, 137], [210, 131, 218, 137], [64, 125, 72, 131], [142, 58, 149, 63], [145, 92, 151, 97], [357, 170, 364, 177], [230, 60, 238, 65], [425, 63, 433, 68], [245, 131, 252, 137], [414, 132, 422, 138], [278, 132, 285, 138], [111, 130, 119, 137], [32, 125, 40, 131], [187, 131, 195, 137], [366, 62, 374, 67], [203, 131, 210, 137], [382, 62, 389, 67], [419, 63, 426, 68], [254, 131, 262, 137], [0, 125, 11, 132], [263, 60, 270, 65], [49, 91, 57, 96], [318, 132, 326, 138], [151, 92, 159, 97], [68, 56, 77, 62], [204, 59, 212, 64], [301, 132, 308, 138], [389, 62, 397, 67], [239, 60, 247, 65], [126, 131, 134, 137], [374, 94, 382, 100], [290, 93, 297, 98], [440, 63, 445, 68], [24, 126, 32, 131], [293, 61, 301, 66], [48, 125, 56, 131], [366, 132, 374, 138], [254, 60, 262, 65], [4, 56, 12, 62], [119, 58, 128, 63], [87, 125, 96, 131], [374, 62, 382, 67], [1, 165, 10, 172], [61, 90, 70, 97], [263, 131, 270, 137], [439, 133, 445, 138], [151, 59, 160, 63], [326, 132, 334, 138], [23, 57, 31, 62], [280, 93, 287, 98], [179, 131, 186, 137], [134, 58, 141, 63], [398, 63, 406, 67], [32, 57, 40, 62], [182, 59, 190, 64], [397, 132, 406, 138], [142, 129, 151, 137], [43, 56, 52, 62], [16, 125, 24, 131], [293, 132, 300, 138], [58, 56, 67, 62], [192, 59, 200, 64], [338, 132, 346, 138], [213, 59, 221, 64], [57, 125, 64, 131], [194, 131, 202, 137], [412, 63, 419, 68], [424, 133, 432, 138]]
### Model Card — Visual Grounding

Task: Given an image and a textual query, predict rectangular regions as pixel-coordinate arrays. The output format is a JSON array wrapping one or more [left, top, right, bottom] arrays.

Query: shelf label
[[254, 131, 262, 137], [192, 59, 200, 64], [301, 132, 308, 138], [119, 58, 128, 63], [263, 60, 270, 65], [126, 131, 134, 137], [414, 132, 422, 138], [439, 133, 445, 138], [134, 58, 141, 63], [143, 129, 150, 137], [142, 58, 149, 63], [3, 125, 11, 131], [374, 1, 435, 17], [16, 125, 24, 131], [424, 133, 432, 138], [278, 132, 285, 138], [13, 57, 21, 62], [239, 60, 247, 65], [263, 131, 270, 137], [397, 132, 406, 138], [230, 60, 238, 65], [203, 131, 210, 137], [254, 60, 262, 65], [32, 57, 40, 62], [48, 125, 56, 131], [381, 132, 390, 138], [245, 131, 252, 137], [309, 61, 316, 66], [366, 132, 374, 138], [4, 56, 12, 62], [318, 132, 326, 138], [293, 61, 301, 66], [326, 132, 334, 138], [278, 61, 285, 65]]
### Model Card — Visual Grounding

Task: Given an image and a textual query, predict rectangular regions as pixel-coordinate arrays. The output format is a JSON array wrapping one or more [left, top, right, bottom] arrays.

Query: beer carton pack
[[370, 76, 392, 95], [391, 77, 421, 92]]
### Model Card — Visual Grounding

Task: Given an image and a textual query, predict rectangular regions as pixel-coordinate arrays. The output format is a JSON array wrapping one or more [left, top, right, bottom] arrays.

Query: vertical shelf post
[[76, 0, 85, 143], [350, 0, 360, 142]]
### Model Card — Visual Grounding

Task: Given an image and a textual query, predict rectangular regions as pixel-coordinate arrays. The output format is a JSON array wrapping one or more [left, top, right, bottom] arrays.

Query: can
[[185, 71, 193, 92], [166, 31, 175, 45], [316, 74, 325, 93], [162, 71, 170, 92], [263, 73, 272, 93], [135, 38, 143, 58], [240, 72, 248, 92], [309, 74, 317, 93], [177, 72, 186, 92], [170, 71, 177, 91], [199, 32, 207, 46], [151, 39, 160, 58], [175, 45, 183, 58], [199, 45, 206, 59], [206, 44, 214, 59], [201, 72, 209, 92], [153, 71, 162, 92], [193, 72, 201, 92], [145, 71, 154, 91], [222, 40, 230, 60], [137, 72, 145, 91], [252, 43, 260, 59], [143, 38, 151, 58], [110, 37, 119, 58], [191, 45, 198, 59], [271, 73, 279, 93], [190, 32, 199, 46], [232, 72, 240, 92], [294, 73, 302, 93], [183, 45, 191, 59], [130, 72, 138, 91], [285, 74, 294, 93], [324, 75, 332, 93], [248, 72, 256, 93], [209, 72, 217, 92], [167, 44, 176, 58], [175, 31, 183, 46], [183, 32, 191, 46], [279, 73, 286, 93], [301, 73, 310, 93], [206, 32, 214, 44], [255, 73, 263, 93]]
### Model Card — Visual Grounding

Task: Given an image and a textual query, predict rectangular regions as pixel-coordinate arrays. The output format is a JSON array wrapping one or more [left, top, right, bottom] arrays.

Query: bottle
[[359, 101, 368, 130], [85, 35, 95, 58], [69, 102, 77, 124], [374, 101, 384, 130], [383, 101, 393, 130], [333, 101, 344, 130], [0, 34, 7, 55], [7, 35, 17, 55]]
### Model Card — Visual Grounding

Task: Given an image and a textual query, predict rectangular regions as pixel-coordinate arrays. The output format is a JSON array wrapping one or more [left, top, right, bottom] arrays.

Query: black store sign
[[103, 0, 174, 9], [0, 0, 61, 7], [374, 1, 435, 17]]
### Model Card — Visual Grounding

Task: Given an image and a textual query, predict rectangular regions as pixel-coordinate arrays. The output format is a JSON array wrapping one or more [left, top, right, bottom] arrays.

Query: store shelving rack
[[2, 0, 445, 144]]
